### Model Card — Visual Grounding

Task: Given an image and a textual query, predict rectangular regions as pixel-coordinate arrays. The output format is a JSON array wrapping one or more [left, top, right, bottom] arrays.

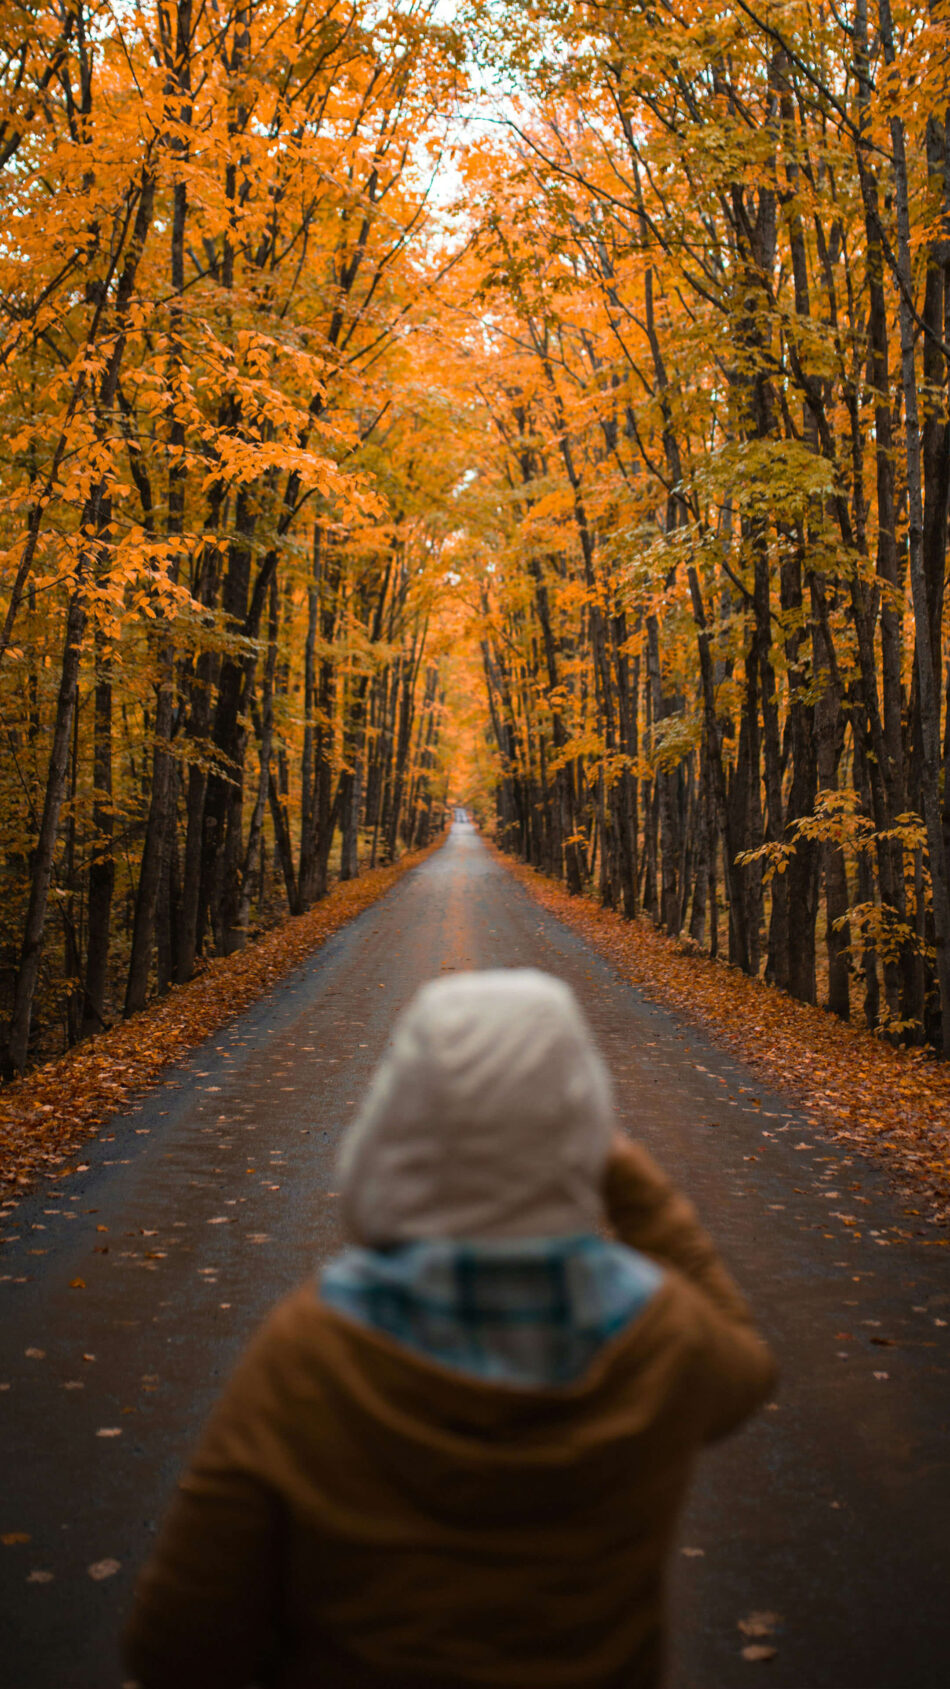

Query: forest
[[1, 0, 949, 1071]]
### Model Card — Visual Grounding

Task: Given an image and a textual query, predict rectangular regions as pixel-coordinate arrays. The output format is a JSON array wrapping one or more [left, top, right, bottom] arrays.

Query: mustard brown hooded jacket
[[124, 973, 776, 1689]]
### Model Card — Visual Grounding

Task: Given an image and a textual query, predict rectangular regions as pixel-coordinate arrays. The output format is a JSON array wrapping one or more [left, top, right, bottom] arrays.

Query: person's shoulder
[[212, 1285, 376, 1456], [223, 1282, 336, 1399], [258, 1278, 322, 1339], [252, 1280, 393, 1376], [266, 1279, 363, 1365]]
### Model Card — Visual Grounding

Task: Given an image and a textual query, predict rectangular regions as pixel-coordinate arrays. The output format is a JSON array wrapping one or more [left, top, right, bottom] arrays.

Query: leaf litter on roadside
[[501, 854, 950, 1227], [738, 1611, 782, 1663], [0, 840, 443, 1208]]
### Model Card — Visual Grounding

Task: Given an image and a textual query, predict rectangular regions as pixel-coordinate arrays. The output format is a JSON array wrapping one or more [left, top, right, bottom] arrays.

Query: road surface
[[1, 821, 948, 1688]]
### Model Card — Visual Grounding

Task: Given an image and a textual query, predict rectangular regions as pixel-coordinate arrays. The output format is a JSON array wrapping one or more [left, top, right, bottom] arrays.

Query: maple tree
[[0, 0, 467, 1073], [455, 0, 950, 1053], [2, 0, 950, 1075]]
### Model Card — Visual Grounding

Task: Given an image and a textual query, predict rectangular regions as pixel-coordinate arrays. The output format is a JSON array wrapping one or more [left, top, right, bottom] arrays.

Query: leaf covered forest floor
[[499, 851, 950, 1230], [0, 839, 444, 1207]]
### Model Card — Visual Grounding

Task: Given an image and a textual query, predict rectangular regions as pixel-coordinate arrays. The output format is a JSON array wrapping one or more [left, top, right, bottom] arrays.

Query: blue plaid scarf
[[320, 1236, 661, 1387]]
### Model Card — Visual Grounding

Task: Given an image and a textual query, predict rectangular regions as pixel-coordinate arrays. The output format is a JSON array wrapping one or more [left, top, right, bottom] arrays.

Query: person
[[124, 968, 776, 1689]]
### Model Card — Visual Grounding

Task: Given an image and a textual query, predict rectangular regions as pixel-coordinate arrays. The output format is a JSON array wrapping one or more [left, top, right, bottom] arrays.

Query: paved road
[[1, 822, 948, 1689]]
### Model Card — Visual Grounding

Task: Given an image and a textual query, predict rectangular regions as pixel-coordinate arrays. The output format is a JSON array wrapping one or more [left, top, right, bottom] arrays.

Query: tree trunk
[[124, 666, 176, 1015], [4, 586, 87, 1074], [237, 576, 279, 934], [878, 0, 950, 1049], [83, 620, 115, 1034]]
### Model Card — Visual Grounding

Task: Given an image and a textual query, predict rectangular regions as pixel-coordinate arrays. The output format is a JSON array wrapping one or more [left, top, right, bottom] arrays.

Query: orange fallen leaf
[[738, 1613, 781, 1639]]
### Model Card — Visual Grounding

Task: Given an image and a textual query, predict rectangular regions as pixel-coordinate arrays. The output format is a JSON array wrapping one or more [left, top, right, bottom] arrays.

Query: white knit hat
[[338, 969, 614, 1244]]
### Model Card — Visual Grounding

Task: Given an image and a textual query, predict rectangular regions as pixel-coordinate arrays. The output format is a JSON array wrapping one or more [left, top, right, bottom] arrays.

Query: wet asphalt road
[[1, 821, 949, 1689]]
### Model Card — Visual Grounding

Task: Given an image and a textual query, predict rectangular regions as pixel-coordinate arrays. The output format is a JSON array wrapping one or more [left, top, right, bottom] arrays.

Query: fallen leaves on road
[[87, 1559, 120, 1581], [501, 854, 950, 1224], [738, 1614, 782, 1638], [0, 839, 443, 1206], [738, 1612, 781, 1662]]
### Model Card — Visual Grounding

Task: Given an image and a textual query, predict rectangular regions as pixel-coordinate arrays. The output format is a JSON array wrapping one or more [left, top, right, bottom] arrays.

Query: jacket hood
[[338, 969, 614, 1245]]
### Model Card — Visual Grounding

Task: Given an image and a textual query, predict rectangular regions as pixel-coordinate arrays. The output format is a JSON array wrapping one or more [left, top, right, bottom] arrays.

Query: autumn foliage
[[459, 0, 950, 1054], [0, 0, 466, 1074], [2, 0, 950, 1078]]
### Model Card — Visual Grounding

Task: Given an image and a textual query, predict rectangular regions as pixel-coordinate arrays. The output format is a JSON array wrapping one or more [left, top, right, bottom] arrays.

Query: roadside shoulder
[[496, 848, 950, 1232], [0, 837, 446, 1207]]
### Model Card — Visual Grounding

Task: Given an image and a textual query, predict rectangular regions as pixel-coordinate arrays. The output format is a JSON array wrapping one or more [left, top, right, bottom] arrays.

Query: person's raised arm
[[604, 1133, 777, 1437]]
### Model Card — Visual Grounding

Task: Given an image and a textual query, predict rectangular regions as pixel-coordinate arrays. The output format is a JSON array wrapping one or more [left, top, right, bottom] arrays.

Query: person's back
[[125, 971, 775, 1688]]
